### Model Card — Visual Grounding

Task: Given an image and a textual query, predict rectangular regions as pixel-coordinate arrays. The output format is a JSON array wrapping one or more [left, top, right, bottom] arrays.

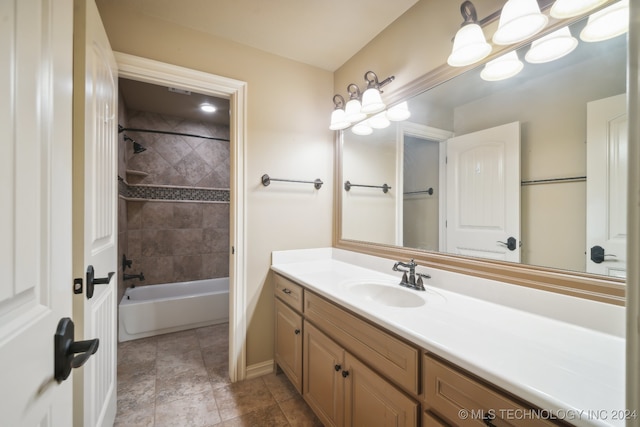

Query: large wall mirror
[[337, 2, 628, 304]]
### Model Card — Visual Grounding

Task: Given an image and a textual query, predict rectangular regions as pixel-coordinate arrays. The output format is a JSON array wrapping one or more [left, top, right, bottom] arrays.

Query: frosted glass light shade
[[580, 0, 629, 42], [550, 0, 608, 19], [344, 98, 366, 123], [329, 108, 350, 130], [369, 112, 390, 129], [492, 0, 548, 45], [447, 23, 492, 67], [361, 88, 386, 114], [351, 121, 373, 136], [386, 101, 411, 121], [525, 26, 578, 63], [481, 51, 524, 81]]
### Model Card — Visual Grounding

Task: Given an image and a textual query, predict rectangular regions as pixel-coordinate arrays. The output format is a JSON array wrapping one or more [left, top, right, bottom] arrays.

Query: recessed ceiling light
[[200, 103, 216, 113]]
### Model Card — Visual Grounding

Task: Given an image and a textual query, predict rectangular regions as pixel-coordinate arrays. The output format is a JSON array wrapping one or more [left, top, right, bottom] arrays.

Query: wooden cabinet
[[423, 354, 560, 427], [274, 298, 302, 392], [303, 321, 418, 427]]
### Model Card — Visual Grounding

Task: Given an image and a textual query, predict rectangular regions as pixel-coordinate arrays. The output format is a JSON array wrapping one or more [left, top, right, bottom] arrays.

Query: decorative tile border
[[118, 180, 229, 203]]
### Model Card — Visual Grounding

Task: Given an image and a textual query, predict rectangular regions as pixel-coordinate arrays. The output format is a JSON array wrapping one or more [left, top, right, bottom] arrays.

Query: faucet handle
[[393, 262, 409, 273]]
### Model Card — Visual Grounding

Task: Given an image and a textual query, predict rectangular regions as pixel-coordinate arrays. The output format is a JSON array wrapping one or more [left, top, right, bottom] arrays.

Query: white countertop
[[271, 248, 626, 427]]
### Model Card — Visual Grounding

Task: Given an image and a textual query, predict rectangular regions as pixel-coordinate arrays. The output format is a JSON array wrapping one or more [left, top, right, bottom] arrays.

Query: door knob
[[86, 265, 114, 299], [54, 317, 99, 382], [497, 237, 518, 251], [590, 245, 617, 264]]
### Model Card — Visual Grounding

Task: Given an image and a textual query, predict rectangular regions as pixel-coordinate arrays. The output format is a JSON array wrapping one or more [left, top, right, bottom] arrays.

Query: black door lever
[[590, 245, 617, 264], [86, 265, 114, 299], [497, 237, 518, 251], [54, 317, 99, 382]]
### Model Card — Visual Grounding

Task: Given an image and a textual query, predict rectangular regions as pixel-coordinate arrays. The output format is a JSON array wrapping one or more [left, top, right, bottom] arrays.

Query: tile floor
[[115, 323, 322, 426]]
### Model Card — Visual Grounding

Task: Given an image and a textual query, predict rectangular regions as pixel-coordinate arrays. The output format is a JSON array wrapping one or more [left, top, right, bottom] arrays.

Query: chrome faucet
[[392, 259, 430, 291]]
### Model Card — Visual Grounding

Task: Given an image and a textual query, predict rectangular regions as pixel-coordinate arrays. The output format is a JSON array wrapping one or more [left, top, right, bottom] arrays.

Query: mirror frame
[[334, 2, 627, 306]]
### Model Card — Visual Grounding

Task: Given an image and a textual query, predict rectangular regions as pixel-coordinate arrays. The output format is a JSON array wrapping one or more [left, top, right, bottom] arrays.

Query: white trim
[[245, 359, 275, 380], [114, 52, 248, 382], [395, 122, 453, 250]]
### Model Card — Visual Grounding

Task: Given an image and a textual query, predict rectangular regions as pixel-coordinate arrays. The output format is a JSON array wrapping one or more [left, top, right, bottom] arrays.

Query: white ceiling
[[111, 0, 419, 71]]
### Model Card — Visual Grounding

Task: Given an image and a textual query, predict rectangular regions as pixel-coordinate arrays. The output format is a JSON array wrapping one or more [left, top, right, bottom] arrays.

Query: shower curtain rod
[[118, 125, 230, 142]]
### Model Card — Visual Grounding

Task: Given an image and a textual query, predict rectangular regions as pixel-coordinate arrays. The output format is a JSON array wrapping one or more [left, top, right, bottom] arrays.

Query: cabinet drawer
[[304, 291, 419, 395], [275, 274, 304, 312], [424, 355, 559, 427]]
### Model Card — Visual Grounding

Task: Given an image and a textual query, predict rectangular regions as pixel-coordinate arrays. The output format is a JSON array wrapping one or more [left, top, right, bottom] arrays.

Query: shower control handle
[[86, 265, 114, 300]]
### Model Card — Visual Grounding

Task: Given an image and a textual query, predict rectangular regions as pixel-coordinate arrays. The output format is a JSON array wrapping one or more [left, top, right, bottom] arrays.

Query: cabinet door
[[303, 322, 345, 427], [275, 298, 303, 392], [344, 353, 419, 427]]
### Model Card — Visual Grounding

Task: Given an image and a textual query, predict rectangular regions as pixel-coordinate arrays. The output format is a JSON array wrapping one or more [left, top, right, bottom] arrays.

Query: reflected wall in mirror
[[341, 14, 626, 278]]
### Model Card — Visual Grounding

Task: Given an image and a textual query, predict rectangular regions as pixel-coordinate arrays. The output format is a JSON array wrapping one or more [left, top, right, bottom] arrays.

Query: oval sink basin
[[348, 283, 425, 308]]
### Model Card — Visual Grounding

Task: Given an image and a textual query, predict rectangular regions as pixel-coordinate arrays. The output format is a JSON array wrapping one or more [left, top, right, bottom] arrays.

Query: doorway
[[116, 53, 247, 382]]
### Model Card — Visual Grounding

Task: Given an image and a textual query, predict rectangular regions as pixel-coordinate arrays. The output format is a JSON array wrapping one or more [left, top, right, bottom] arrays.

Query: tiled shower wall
[[119, 107, 230, 293]]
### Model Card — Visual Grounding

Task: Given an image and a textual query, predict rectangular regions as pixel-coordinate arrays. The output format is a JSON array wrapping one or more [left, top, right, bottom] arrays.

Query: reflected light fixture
[[492, 0, 548, 45], [200, 103, 216, 113], [351, 120, 373, 136], [329, 95, 350, 131], [344, 84, 367, 123], [368, 111, 391, 129], [580, 0, 629, 42], [480, 51, 524, 81], [447, 1, 492, 67], [386, 101, 411, 122], [361, 71, 394, 114], [525, 26, 578, 63], [550, 0, 608, 19]]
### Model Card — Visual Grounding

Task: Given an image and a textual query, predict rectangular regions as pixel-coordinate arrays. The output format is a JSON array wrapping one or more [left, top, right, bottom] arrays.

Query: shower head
[[123, 134, 147, 154]]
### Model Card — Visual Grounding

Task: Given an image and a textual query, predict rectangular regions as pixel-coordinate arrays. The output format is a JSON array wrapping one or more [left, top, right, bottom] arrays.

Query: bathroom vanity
[[271, 248, 626, 427]]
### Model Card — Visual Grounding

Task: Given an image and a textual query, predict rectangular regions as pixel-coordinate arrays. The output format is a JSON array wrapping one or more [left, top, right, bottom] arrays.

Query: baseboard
[[245, 359, 274, 379]]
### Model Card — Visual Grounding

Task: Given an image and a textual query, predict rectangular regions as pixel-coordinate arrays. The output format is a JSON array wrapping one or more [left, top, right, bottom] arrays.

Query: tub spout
[[123, 272, 145, 282]]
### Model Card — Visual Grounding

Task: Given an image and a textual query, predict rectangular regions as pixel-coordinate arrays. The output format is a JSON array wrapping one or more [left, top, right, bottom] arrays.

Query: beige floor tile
[[262, 371, 298, 403], [278, 395, 323, 427], [216, 404, 289, 427], [196, 323, 228, 349], [155, 390, 221, 427], [156, 369, 213, 405], [117, 371, 157, 414], [212, 377, 276, 421], [114, 403, 155, 427]]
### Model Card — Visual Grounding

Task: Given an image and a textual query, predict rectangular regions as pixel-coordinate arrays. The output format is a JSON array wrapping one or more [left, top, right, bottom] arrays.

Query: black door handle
[[86, 265, 114, 299], [590, 245, 617, 264], [497, 236, 518, 251], [54, 317, 99, 382]]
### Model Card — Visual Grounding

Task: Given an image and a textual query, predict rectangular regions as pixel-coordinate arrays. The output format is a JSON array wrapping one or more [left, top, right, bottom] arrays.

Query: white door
[[0, 0, 75, 425], [73, 1, 118, 425], [446, 122, 521, 262], [586, 94, 627, 277]]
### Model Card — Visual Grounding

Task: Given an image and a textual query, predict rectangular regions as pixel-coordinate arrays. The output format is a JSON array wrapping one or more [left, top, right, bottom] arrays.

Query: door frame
[[395, 122, 452, 248], [115, 52, 248, 381]]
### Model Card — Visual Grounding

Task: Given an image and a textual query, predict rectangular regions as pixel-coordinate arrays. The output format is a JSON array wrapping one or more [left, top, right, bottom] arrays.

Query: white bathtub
[[118, 277, 229, 342]]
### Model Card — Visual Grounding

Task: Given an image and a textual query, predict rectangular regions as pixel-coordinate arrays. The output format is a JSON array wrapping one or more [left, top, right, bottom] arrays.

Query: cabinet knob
[[282, 288, 292, 294], [342, 370, 349, 378], [334, 364, 341, 371], [294, 329, 301, 335]]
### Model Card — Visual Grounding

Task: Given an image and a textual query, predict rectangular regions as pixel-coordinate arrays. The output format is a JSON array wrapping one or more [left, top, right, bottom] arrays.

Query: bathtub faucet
[[123, 272, 145, 282]]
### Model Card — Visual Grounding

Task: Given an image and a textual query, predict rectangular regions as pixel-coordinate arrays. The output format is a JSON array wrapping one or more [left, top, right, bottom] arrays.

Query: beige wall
[[96, 2, 334, 366]]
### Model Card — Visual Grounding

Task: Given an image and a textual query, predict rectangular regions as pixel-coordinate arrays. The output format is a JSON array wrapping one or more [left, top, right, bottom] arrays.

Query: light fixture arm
[[347, 83, 361, 100], [364, 71, 395, 92], [332, 94, 346, 110], [460, 0, 478, 26]]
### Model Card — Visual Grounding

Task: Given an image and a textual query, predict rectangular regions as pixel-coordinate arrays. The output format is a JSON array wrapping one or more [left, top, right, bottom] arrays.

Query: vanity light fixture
[[361, 71, 394, 114], [329, 95, 351, 131], [550, 0, 608, 18], [344, 84, 367, 123], [330, 70, 401, 132], [579, 0, 629, 42], [525, 26, 578, 63], [480, 51, 524, 81], [492, 0, 548, 45], [448, 1, 492, 67]]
